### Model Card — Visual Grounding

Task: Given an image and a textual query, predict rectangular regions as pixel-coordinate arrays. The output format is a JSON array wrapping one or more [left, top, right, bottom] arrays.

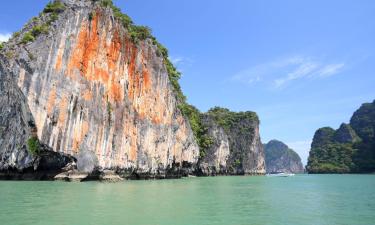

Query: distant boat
[[266, 172, 295, 177]]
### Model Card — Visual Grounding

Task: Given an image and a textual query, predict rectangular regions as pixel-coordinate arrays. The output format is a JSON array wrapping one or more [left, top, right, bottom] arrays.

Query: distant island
[[306, 100, 375, 173], [264, 140, 304, 173]]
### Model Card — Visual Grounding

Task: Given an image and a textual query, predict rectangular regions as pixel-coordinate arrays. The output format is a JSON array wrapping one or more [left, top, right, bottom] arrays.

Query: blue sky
[[1, 0, 374, 164]]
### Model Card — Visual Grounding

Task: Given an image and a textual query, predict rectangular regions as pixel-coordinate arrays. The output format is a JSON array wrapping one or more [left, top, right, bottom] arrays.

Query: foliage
[[44, 0, 65, 24], [178, 104, 213, 155], [306, 143, 355, 173], [12, 31, 20, 38], [307, 100, 375, 173], [350, 100, 375, 172], [31, 25, 49, 36], [20, 0, 65, 45], [0, 42, 3, 50], [43, 0, 65, 14], [129, 26, 152, 42], [207, 107, 259, 132], [107, 99, 112, 124], [5, 51, 14, 59], [21, 32, 35, 44], [27, 137, 40, 156]]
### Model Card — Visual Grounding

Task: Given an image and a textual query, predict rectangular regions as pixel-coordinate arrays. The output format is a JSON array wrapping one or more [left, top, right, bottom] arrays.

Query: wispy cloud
[[232, 55, 345, 89], [169, 55, 193, 66], [317, 63, 345, 78], [0, 32, 11, 42]]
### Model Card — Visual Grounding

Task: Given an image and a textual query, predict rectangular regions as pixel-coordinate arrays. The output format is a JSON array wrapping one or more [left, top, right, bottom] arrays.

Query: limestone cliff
[[198, 108, 265, 175], [264, 140, 304, 173], [0, 0, 199, 178], [0, 0, 266, 179], [0, 54, 35, 171], [0, 54, 74, 179]]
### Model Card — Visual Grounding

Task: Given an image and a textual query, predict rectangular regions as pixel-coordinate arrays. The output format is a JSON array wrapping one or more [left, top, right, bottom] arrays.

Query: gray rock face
[[1, 0, 199, 178], [264, 140, 304, 173], [0, 0, 266, 178], [198, 109, 266, 175], [198, 115, 230, 175], [77, 150, 98, 173], [0, 54, 35, 171]]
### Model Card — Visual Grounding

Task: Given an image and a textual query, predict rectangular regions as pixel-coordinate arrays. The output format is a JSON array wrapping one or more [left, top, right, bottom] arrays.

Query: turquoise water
[[0, 175, 374, 225]]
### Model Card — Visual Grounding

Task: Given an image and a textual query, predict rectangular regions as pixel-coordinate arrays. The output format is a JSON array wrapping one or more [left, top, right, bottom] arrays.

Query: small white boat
[[266, 172, 295, 177]]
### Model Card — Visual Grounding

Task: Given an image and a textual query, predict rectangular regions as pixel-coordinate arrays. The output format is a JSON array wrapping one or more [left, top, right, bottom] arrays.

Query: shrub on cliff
[[21, 32, 35, 44], [179, 104, 213, 155], [31, 25, 48, 36], [27, 137, 40, 156], [43, 0, 65, 14], [0, 42, 4, 50], [207, 107, 259, 132]]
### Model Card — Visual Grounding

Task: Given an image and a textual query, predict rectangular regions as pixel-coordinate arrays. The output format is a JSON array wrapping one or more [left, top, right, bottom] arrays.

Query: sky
[[1, 0, 375, 164]]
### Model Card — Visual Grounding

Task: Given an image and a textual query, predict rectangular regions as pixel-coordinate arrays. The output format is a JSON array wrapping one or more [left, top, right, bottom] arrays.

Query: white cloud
[[231, 55, 345, 89], [169, 55, 193, 66], [0, 33, 11, 42], [286, 140, 312, 166], [169, 56, 184, 65], [274, 61, 318, 87], [317, 63, 345, 78]]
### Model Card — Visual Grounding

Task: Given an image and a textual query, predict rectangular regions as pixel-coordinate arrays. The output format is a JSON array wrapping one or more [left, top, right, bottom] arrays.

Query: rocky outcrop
[[0, 0, 266, 179], [307, 100, 375, 173], [264, 140, 304, 173], [198, 108, 265, 175], [197, 115, 230, 175], [0, 0, 199, 178], [0, 54, 35, 171]]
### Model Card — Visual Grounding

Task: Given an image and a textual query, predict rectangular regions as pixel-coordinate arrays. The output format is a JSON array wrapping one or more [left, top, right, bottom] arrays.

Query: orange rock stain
[[47, 87, 57, 114]]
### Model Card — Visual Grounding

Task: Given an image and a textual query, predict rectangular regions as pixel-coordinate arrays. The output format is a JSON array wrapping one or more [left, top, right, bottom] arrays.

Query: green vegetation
[[178, 104, 213, 156], [88, 12, 95, 21], [27, 137, 40, 156], [0, 42, 4, 50], [307, 143, 355, 173], [21, 32, 35, 44], [12, 31, 20, 38], [31, 25, 49, 36], [99, 0, 151, 42], [43, 0, 65, 24], [307, 100, 375, 173], [21, 25, 48, 44], [5, 51, 14, 59], [350, 100, 375, 172], [43, 0, 65, 14], [107, 99, 113, 124], [20, 0, 65, 45], [207, 107, 259, 132]]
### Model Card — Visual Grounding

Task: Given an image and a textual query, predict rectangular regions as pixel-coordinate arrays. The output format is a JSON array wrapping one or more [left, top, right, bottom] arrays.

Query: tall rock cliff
[[0, 0, 199, 178], [264, 140, 304, 173], [0, 0, 266, 178], [198, 107, 265, 175], [307, 100, 375, 173], [0, 54, 35, 171]]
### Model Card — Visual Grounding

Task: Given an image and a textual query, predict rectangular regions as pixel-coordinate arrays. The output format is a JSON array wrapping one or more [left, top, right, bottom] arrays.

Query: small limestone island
[[306, 100, 375, 173], [264, 140, 304, 174]]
